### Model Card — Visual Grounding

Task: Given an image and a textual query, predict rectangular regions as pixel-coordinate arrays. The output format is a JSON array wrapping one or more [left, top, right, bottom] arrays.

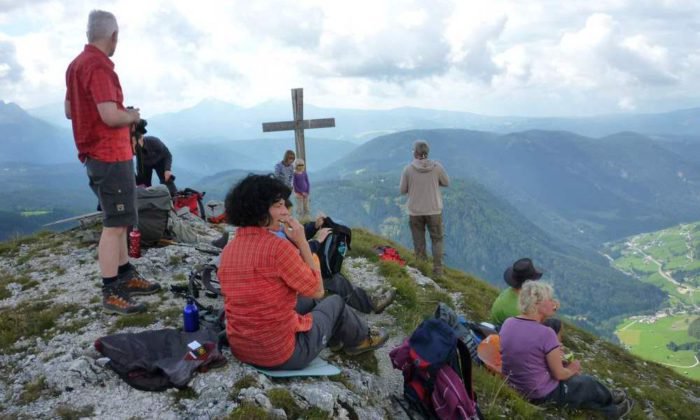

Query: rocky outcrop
[[0, 226, 417, 419]]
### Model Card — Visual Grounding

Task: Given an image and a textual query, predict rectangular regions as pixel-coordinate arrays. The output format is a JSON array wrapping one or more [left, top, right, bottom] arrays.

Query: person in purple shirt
[[500, 281, 632, 418], [292, 158, 311, 219]]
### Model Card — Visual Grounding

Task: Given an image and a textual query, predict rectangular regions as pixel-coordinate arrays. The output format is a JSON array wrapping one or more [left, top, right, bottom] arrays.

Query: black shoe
[[102, 285, 146, 315]]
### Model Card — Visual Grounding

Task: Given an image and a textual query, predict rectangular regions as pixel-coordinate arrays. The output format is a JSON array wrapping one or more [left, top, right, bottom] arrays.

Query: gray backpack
[[136, 185, 172, 246]]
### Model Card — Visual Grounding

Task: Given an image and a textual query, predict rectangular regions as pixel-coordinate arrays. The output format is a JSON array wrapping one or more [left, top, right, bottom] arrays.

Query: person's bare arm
[[64, 100, 71, 119], [546, 347, 581, 380], [96, 102, 140, 128]]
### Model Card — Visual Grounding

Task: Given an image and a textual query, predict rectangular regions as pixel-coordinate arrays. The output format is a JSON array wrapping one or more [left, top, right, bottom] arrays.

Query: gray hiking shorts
[[86, 158, 137, 228]]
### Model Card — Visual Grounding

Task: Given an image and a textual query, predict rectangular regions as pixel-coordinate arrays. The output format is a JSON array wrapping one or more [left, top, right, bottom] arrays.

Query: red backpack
[[390, 318, 481, 419], [173, 188, 206, 219]]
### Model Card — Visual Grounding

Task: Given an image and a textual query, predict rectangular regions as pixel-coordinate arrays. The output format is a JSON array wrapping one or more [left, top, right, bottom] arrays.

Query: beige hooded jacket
[[399, 158, 450, 216]]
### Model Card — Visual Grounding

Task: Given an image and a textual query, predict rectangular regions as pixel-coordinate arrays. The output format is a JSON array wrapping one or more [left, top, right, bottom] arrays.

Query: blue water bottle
[[183, 298, 199, 332]]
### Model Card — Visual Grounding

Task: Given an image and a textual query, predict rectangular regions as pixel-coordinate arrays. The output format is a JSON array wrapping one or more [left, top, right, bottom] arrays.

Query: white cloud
[[1, 0, 700, 116]]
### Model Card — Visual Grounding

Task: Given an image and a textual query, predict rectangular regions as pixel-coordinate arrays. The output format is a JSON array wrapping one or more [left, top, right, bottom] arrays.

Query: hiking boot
[[609, 397, 633, 419], [372, 288, 396, 314], [344, 327, 389, 356], [102, 285, 146, 315], [119, 268, 161, 296], [328, 341, 344, 352], [611, 389, 627, 405]]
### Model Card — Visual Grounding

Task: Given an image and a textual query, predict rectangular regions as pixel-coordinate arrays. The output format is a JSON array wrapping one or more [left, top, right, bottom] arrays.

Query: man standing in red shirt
[[65, 10, 160, 314]]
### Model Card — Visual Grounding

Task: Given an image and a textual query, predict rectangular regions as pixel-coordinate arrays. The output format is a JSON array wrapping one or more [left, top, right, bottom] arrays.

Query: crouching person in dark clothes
[[131, 121, 177, 197], [218, 174, 389, 369]]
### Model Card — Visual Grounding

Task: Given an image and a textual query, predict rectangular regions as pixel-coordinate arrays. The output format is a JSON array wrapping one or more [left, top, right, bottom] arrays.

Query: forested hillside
[[323, 129, 700, 245]]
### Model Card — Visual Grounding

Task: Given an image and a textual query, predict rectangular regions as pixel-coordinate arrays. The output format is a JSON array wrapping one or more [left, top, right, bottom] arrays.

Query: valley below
[[604, 223, 700, 381]]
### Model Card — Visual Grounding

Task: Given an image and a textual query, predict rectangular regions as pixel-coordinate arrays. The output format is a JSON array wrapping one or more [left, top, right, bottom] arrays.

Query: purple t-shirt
[[293, 171, 310, 194], [500, 317, 560, 399]]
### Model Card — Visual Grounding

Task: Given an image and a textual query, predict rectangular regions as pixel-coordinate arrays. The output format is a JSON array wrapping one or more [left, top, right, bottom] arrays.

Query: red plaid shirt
[[65, 45, 131, 162], [219, 227, 321, 367]]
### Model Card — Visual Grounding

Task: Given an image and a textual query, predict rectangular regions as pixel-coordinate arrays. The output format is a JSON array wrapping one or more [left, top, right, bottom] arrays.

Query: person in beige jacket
[[399, 140, 450, 277]]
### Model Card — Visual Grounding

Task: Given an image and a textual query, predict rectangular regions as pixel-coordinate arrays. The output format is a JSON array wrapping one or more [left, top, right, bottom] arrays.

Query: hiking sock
[[118, 262, 134, 276], [103, 276, 119, 288]]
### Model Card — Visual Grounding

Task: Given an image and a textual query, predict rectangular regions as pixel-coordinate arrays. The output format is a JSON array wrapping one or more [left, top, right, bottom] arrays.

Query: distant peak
[[192, 98, 240, 110]]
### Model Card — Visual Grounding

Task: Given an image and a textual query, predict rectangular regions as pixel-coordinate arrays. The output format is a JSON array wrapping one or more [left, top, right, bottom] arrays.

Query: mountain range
[[6, 99, 700, 334], [322, 129, 700, 245], [25, 98, 700, 144]]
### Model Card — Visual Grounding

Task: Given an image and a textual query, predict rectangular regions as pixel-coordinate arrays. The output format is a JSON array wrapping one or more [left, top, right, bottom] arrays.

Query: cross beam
[[261, 88, 335, 165]]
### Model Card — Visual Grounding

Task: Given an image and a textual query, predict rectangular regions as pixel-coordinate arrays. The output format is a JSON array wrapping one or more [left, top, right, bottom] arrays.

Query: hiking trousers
[[409, 214, 444, 271], [269, 295, 368, 370], [295, 193, 310, 219], [323, 273, 374, 314], [136, 159, 178, 197], [536, 374, 616, 417]]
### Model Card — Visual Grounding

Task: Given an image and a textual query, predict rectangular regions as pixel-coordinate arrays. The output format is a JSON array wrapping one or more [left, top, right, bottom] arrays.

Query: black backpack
[[319, 217, 352, 279]]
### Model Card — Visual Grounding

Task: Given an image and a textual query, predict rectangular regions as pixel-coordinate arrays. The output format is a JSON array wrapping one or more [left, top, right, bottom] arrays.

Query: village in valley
[[604, 223, 700, 380]]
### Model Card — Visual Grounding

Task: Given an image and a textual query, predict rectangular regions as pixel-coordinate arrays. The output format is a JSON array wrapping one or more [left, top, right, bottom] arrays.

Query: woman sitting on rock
[[218, 174, 388, 370], [500, 281, 632, 418]]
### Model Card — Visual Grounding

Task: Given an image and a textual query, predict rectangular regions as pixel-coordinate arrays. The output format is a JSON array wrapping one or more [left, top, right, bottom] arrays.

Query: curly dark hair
[[225, 174, 292, 227]]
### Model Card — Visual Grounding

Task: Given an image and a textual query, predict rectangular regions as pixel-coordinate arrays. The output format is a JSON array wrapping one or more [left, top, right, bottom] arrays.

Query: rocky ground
[[0, 223, 447, 419]]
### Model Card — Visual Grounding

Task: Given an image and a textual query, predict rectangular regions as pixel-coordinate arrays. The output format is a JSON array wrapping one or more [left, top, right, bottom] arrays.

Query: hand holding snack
[[280, 216, 306, 247]]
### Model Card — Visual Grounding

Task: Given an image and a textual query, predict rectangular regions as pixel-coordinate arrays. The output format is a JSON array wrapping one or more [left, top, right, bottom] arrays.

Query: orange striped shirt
[[219, 226, 321, 367]]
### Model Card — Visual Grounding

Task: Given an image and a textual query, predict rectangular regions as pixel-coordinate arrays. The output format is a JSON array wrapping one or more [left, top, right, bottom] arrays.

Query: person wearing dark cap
[[131, 121, 178, 197], [490, 258, 544, 327]]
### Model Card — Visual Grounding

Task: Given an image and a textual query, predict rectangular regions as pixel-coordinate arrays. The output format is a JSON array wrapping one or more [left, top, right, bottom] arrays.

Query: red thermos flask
[[129, 228, 141, 258]]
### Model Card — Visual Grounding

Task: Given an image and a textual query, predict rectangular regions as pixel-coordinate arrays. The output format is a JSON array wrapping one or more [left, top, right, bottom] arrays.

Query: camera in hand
[[133, 118, 148, 136]]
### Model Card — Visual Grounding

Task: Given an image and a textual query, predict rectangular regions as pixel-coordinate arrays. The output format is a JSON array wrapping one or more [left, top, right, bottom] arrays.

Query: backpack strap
[[199, 264, 220, 297], [188, 264, 220, 298], [456, 340, 477, 404]]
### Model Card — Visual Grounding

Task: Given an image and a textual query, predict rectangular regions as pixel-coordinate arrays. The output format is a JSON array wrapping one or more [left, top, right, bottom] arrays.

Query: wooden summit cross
[[261, 88, 335, 165]]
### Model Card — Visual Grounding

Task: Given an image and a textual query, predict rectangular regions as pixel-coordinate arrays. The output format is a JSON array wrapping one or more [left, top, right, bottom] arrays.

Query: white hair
[[87, 10, 118, 42], [518, 280, 554, 315]]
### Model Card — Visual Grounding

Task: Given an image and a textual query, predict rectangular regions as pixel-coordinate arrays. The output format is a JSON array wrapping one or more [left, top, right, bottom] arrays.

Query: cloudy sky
[[1, 0, 699, 117]]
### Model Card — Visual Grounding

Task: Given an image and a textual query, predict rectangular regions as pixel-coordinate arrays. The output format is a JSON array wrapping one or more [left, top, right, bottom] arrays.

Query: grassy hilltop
[[0, 227, 698, 419]]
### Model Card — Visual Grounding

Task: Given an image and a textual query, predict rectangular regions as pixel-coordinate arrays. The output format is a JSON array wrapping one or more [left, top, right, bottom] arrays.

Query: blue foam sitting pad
[[251, 357, 341, 377]]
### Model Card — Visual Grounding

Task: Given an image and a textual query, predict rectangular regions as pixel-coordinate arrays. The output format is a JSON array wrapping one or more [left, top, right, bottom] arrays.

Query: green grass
[[616, 315, 700, 381], [227, 403, 272, 420], [0, 230, 53, 257], [266, 388, 330, 420], [173, 387, 198, 402], [109, 312, 158, 332], [18, 376, 52, 405], [54, 404, 95, 420], [0, 272, 39, 299], [0, 302, 80, 354], [229, 375, 258, 400]]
